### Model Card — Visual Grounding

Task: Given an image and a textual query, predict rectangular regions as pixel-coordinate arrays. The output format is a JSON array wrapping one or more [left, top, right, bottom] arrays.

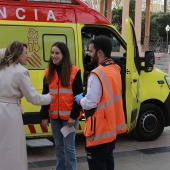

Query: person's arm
[[70, 71, 83, 120], [18, 69, 52, 105], [80, 73, 102, 110], [40, 76, 50, 120]]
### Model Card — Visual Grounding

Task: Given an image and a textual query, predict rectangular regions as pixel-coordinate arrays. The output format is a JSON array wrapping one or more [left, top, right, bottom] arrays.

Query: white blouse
[[81, 73, 102, 110]]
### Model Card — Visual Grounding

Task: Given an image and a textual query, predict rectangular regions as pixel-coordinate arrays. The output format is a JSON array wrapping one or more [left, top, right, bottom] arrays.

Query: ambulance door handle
[[133, 79, 137, 82]]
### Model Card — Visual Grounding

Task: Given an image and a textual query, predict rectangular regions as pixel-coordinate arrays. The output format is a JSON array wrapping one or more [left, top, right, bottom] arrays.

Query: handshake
[[74, 93, 84, 105]]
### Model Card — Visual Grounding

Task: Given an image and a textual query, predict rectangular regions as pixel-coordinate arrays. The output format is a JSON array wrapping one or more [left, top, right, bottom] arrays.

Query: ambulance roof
[[0, 0, 111, 24]]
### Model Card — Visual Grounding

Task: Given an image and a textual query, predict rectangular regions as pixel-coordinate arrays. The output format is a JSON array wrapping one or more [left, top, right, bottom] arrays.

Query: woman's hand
[[50, 95, 54, 103], [68, 118, 75, 127], [41, 119, 49, 129]]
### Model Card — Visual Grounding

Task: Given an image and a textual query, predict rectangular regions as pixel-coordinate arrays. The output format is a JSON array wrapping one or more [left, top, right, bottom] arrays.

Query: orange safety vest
[[45, 65, 80, 120], [84, 59, 126, 147]]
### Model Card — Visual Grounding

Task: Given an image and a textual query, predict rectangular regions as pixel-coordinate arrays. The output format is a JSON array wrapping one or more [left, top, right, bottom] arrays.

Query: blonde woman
[[0, 41, 53, 170], [0, 48, 6, 59]]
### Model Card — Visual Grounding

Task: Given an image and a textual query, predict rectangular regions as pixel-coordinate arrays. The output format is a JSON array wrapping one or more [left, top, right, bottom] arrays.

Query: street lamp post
[[165, 25, 170, 53]]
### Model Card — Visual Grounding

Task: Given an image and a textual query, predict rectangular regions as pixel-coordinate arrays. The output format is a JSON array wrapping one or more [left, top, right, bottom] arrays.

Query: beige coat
[[0, 63, 52, 170]]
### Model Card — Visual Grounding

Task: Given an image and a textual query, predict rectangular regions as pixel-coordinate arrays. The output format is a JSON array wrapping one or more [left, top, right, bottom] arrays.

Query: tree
[[112, 0, 122, 9], [141, 0, 164, 12], [84, 0, 100, 11], [129, 0, 135, 23], [164, 0, 167, 13], [112, 0, 135, 32], [153, 12, 170, 39], [141, 12, 160, 43], [111, 0, 170, 46], [140, 11, 170, 44], [112, 8, 122, 32]]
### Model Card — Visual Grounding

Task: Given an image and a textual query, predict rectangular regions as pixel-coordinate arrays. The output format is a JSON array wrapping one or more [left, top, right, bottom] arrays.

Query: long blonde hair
[[0, 41, 27, 70]]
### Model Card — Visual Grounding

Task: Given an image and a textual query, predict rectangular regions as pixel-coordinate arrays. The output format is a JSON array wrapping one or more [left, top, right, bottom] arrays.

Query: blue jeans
[[50, 118, 79, 170]]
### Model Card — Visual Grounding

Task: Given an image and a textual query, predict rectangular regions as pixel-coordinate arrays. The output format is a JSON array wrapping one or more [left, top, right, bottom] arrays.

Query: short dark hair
[[90, 35, 112, 58]]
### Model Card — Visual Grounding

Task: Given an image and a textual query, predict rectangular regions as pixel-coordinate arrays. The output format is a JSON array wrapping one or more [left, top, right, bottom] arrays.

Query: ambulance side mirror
[[144, 51, 155, 72]]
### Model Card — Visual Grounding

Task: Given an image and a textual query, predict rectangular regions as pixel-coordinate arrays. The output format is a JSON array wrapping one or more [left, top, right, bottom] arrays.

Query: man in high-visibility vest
[[75, 35, 126, 170]]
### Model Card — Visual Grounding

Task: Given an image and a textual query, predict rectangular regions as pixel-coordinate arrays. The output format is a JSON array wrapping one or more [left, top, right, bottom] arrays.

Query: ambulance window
[[82, 27, 125, 57], [43, 35, 67, 62], [82, 26, 126, 86], [42, 27, 76, 65]]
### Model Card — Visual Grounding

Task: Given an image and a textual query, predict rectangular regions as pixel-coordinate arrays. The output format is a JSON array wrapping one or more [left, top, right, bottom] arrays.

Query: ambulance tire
[[133, 103, 165, 141]]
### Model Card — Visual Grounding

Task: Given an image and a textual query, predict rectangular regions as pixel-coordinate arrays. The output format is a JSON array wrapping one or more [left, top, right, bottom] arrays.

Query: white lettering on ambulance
[[47, 10, 56, 21], [0, 7, 58, 21], [16, 8, 26, 20], [34, 9, 38, 20], [0, 7, 7, 18]]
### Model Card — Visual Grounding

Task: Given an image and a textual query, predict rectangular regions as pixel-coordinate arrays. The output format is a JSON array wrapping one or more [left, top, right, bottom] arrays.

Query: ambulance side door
[[125, 17, 141, 133]]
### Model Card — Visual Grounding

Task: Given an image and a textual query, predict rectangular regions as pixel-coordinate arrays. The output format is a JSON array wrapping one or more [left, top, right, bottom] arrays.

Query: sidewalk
[[28, 151, 170, 170], [28, 127, 170, 170]]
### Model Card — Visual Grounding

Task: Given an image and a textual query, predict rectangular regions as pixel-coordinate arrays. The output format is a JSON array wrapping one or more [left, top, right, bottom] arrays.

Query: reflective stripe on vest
[[49, 89, 73, 94], [86, 123, 126, 142], [50, 110, 71, 116], [95, 67, 122, 111]]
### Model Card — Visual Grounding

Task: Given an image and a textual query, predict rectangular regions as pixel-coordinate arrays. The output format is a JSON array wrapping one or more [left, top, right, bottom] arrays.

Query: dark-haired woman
[[40, 42, 83, 170]]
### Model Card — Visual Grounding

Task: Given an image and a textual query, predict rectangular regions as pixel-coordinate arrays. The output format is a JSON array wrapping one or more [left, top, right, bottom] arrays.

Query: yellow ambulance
[[0, 0, 169, 142]]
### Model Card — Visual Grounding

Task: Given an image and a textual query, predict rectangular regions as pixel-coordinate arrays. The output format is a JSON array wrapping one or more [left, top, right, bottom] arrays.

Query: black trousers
[[85, 140, 116, 170]]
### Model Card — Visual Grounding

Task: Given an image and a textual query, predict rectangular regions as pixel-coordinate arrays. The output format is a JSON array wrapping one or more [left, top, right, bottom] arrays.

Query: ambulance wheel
[[133, 103, 165, 141]]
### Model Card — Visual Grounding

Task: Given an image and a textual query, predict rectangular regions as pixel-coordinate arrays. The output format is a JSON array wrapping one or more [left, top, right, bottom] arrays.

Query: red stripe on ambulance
[[40, 124, 48, 133], [32, 53, 41, 65], [28, 125, 36, 134], [28, 57, 39, 67]]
